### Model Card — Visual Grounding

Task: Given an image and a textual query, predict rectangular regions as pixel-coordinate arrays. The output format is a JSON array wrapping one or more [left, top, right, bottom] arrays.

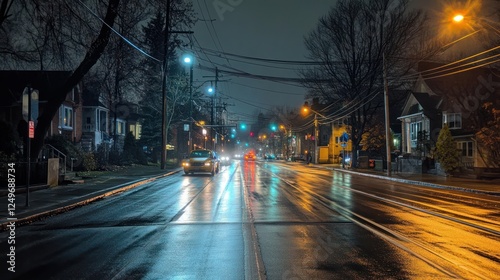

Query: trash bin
[[369, 159, 375, 168]]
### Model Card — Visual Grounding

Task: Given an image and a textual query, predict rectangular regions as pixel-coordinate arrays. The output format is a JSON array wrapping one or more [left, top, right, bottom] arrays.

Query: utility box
[[318, 146, 329, 163], [47, 158, 59, 187]]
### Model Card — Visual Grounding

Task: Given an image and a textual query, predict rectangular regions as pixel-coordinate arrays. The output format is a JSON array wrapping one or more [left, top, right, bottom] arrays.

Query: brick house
[[0, 70, 83, 148]]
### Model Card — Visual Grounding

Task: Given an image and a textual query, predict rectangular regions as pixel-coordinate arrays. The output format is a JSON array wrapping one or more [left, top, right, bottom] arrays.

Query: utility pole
[[188, 61, 193, 153], [214, 67, 218, 151], [160, 0, 171, 170], [206, 68, 219, 151], [383, 53, 391, 176]]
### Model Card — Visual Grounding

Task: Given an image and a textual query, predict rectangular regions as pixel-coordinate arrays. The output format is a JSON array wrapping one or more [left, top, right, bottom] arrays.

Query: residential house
[[81, 93, 141, 152], [0, 70, 83, 148], [81, 91, 111, 151], [0, 70, 83, 183], [398, 62, 500, 176]]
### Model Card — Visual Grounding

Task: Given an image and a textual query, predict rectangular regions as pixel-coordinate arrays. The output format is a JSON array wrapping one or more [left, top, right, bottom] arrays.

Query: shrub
[[109, 149, 121, 165], [94, 144, 110, 169], [435, 124, 460, 175], [82, 152, 97, 171]]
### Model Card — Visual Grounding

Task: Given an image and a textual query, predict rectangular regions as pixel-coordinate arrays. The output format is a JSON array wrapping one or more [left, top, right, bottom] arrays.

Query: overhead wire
[[191, 46, 307, 71], [202, 0, 231, 66], [228, 81, 305, 96], [77, 0, 369, 128], [76, 0, 161, 62], [399, 45, 500, 81]]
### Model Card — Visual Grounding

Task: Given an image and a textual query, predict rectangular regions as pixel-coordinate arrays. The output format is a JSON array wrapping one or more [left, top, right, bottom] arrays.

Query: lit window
[[116, 121, 125, 135], [59, 105, 73, 129]]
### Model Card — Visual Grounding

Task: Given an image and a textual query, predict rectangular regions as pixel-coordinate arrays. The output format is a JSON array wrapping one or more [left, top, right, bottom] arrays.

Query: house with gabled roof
[[398, 62, 500, 177], [81, 91, 142, 152]]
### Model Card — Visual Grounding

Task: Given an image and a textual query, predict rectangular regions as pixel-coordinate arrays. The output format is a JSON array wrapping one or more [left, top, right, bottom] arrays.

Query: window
[[443, 113, 462, 129], [457, 141, 473, 157], [59, 105, 73, 129], [410, 121, 422, 141], [129, 124, 142, 140], [116, 120, 125, 135]]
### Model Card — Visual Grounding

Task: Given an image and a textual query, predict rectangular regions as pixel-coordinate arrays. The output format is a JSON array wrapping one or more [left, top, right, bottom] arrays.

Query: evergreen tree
[[435, 124, 460, 174], [138, 6, 194, 161]]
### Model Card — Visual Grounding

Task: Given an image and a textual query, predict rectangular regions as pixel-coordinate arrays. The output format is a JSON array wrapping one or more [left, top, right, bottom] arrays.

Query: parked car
[[182, 149, 220, 175], [264, 153, 276, 160]]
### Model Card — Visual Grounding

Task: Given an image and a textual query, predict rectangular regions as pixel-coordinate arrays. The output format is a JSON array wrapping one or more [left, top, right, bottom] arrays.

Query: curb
[[329, 167, 500, 196], [1, 169, 181, 230]]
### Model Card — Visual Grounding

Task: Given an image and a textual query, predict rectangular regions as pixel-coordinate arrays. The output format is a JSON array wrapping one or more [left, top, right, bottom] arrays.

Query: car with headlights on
[[182, 149, 220, 175], [219, 154, 231, 165]]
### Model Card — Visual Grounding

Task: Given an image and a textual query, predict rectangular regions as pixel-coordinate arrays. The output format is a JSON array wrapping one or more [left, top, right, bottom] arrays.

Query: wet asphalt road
[[1, 160, 499, 279]]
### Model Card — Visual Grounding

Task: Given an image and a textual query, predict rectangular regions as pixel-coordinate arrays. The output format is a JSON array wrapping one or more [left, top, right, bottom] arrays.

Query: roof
[[402, 61, 500, 119], [416, 61, 499, 98], [412, 92, 441, 115]]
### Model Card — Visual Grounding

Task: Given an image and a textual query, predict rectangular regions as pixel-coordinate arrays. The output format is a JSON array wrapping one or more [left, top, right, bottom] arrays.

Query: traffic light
[[240, 123, 247, 130], [249, 131, 254, 137]]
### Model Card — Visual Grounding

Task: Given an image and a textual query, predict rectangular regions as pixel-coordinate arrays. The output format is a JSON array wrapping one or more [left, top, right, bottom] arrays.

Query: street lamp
[[453, 14, 464, 23], [302, 102, 328, 164], [182, 54, 194, 153], [202, 128, 207, 149], [451, 13, 500, 37]]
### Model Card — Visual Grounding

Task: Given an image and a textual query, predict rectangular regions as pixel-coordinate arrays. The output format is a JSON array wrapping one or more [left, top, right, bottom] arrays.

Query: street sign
[[22, 87, 39, 123], [22, 87, 29, 121], [184, 124, 189, 131], [28, 121, 35, 138], [31, 89, 39, 122], [340, 132, 349, 143]]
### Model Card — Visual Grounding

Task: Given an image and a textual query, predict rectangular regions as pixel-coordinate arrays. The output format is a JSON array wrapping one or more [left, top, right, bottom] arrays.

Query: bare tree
[[23, 0, 121, 157], [301, 0, 430, 167], [0, 0, 14, 27]]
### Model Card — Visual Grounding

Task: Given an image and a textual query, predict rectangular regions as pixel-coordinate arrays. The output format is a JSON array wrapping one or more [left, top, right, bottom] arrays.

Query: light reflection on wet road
[[1, 160, 499, 279]]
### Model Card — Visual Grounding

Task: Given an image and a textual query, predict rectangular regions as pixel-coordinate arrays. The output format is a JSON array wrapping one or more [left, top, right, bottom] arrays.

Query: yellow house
[[329, 119, 352, 164]]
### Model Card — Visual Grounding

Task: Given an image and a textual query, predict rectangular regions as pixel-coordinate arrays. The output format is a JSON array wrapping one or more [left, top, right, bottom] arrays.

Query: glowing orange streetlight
[[453, 14, 464, 23], [451, 12, 500, 37]]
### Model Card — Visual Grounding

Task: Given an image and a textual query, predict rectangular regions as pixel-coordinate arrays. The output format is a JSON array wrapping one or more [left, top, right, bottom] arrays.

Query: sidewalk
[[324, 164, 500, 195], [1, 162, 499, 230], [1, 164, 181, 230], [287, 161, 500, 195]]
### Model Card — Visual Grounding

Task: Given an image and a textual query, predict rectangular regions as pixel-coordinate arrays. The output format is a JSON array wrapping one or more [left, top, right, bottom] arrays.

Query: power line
[[229, 81, 305, 96], [76, 0, 161, 63]]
